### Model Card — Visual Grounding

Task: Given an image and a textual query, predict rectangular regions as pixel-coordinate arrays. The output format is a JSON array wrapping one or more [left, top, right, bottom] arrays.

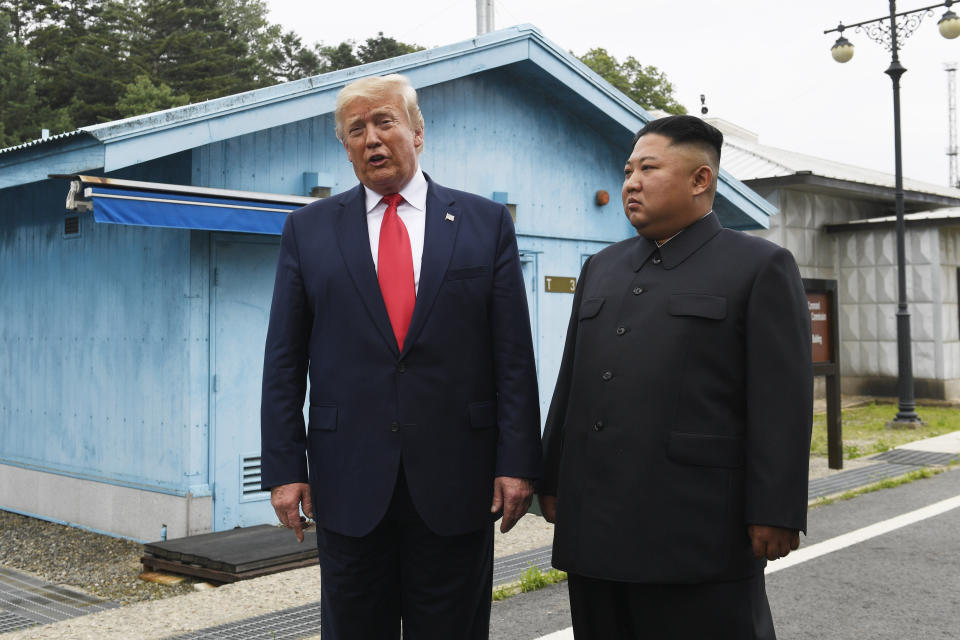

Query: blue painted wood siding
[[0, 157, 209, 496], [192, 69, 637, 426], [193, 70, 635, 244]]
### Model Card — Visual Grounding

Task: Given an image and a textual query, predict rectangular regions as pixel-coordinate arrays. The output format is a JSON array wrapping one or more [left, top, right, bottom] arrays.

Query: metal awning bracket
[[66, 179, 92, 212]]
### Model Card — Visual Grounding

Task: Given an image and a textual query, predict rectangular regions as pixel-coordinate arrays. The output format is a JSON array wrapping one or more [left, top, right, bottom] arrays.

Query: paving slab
[[898, 430, 960, 453]]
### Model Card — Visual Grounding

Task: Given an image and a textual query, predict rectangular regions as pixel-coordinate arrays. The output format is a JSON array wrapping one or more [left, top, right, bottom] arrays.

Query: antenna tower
[[947, 62, 958, 188]]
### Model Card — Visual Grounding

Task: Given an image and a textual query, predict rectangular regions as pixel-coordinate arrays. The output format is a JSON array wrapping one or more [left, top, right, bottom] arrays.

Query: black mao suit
[[261, 175, 541, 639], [540, 212, 812, 636]]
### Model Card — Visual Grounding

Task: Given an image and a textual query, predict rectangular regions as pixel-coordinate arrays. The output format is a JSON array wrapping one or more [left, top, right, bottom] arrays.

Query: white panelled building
[[712, 119, 960, 400]]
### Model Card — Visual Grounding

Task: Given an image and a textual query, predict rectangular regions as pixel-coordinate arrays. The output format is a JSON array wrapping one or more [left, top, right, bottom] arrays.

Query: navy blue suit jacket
[[261, 176, 541, 537]]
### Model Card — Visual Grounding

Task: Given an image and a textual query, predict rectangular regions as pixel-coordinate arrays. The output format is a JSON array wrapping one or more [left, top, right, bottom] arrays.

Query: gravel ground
[[0, 509, 554, 608], [0, 510, 199, 604]]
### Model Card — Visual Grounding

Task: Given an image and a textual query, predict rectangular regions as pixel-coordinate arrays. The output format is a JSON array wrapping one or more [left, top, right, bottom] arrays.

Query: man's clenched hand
[[271, 482, 313, 543]]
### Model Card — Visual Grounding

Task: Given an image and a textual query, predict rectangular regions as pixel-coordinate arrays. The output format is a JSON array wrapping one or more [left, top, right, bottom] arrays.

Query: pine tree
[[132, 0, 257, 102], [356, 32, 423, 64], [27, 0, 134, 126], [0, 11, 71, 145], [116, 74, 189, 117], [266, 30, 323, 83]]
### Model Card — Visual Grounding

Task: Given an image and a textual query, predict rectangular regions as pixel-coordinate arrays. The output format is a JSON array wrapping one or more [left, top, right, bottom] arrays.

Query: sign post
[[804, 279, 842, 469]]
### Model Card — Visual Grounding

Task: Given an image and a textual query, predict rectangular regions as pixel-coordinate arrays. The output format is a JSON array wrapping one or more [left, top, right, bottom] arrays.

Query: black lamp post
[[825, 1, 960, 425]]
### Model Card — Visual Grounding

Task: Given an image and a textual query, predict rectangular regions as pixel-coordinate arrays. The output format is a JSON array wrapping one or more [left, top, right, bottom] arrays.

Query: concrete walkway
[[2, 432, 958, 640]]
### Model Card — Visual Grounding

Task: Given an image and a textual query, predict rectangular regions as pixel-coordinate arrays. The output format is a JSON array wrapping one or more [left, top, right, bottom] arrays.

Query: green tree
[[116, 74, 190, 117], [315, 33, 424, 73], [25, 0, 134, 126], [318, 41, 360, 71], [132, 0, 257, 102], [219, 0, 283, 87], [356, 32, 423, 64], [0, 0, 37, 43], [266, 30, 323, 83], [578, 47, 686, 115], [0, 0, 428, 139], [0, 12, 71, 146]]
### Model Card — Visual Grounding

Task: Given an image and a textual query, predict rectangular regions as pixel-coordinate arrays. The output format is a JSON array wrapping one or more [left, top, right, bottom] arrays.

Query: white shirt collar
[[363, 167, 428, 213], [656, 209, 713, 247]]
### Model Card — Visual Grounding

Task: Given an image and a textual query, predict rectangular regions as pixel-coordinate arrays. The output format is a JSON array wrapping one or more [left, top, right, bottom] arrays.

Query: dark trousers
[[317, 467, 494, 640], [567, 572, 776, 640]]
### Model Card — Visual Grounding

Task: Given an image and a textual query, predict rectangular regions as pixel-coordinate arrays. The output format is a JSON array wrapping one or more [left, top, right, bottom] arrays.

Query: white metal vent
[[241, 454, 268, 500]]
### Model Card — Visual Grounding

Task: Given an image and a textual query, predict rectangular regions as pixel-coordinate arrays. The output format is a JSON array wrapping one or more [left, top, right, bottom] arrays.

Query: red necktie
[[377, 193, 415, 350]]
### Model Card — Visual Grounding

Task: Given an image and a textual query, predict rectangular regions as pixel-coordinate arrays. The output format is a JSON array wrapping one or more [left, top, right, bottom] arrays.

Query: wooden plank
[[140, 555, 319, 584], [143, 525, 318, 573]]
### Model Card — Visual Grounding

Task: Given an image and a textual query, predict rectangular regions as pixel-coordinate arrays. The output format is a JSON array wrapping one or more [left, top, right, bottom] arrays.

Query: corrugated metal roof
[[712, 118, 960, 199], [824, 206, 960, 232], [0, 129, 86, 156]]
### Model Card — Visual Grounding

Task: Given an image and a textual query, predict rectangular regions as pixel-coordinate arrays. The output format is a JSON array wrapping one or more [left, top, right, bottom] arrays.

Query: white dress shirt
[[363, 167, 428, 294]]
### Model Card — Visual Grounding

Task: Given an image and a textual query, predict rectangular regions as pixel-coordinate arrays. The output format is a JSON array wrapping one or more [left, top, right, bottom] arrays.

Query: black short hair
[[632, 115, 723, 164]]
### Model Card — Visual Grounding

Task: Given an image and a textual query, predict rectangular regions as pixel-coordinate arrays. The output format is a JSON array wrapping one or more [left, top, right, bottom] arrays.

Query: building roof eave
[[0, 132, 103, 191], [744, 173, 960, 211], [823, 207, 960, 233]]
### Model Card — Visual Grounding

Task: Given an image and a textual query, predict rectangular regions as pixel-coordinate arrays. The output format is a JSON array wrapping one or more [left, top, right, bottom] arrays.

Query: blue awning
[[86, 186, 303, 235]]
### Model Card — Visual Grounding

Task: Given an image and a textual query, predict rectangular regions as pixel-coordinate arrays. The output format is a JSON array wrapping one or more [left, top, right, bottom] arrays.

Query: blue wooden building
[[0, 25, 776, 541]]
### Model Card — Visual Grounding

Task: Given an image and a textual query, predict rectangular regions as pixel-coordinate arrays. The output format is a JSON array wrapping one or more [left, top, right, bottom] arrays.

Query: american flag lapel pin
[[445, 212, 455, 222]]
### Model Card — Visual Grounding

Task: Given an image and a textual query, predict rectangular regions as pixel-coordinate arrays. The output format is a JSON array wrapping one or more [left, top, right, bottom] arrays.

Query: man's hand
[[747, 524, 800, 561], [491, 476, 533, 533], [270, 482, 313, 543], [538, 494, 557, 524]]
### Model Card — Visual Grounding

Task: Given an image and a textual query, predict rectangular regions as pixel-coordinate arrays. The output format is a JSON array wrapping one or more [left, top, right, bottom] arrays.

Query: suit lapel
[[336, 184, 399, 355], [402, 179, 458, 358]]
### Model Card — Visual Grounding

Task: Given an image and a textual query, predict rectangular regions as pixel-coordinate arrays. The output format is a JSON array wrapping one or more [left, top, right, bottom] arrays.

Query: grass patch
[[810, 467, 944, 508], [811, 401, 960, 460], [492, 566, 568, 601]]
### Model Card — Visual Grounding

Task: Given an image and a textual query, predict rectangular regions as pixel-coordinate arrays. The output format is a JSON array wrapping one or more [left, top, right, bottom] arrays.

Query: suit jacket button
[[593, 420, 604, 431], [616, 327, 627, 336], [397, 363, 406, 373], [601, 370, 613, 381], [652, 255, 662, 265], [632, 287, 644, 295], [390, 422, 400, 432]]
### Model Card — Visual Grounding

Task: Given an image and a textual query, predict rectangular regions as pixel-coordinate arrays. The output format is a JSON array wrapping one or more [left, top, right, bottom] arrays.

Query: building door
[[211, 236, 281, 530], [519, 251, 539, 368], [519, 250, 546, 418]]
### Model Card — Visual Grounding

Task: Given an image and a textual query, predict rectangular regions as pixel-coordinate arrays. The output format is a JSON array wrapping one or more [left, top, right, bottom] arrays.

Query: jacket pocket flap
[[667, 432, 743, 468], [668, 294, 727, 320], [579, 297, 605, 320], [468, 401, 497, 429], [447, 265, 490, 280], [308, 404, 338, 431]]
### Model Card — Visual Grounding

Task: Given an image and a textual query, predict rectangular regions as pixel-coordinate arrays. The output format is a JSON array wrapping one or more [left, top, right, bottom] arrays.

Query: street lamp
[[825, 1, 959, 425]]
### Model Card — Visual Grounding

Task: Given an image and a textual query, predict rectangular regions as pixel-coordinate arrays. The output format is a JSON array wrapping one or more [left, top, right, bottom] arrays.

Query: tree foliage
[[2, 8, 688, 151], [0, 0, 419, 147], [578, 47, 686, 115], [356, 32, 423, 65], [116, 74, 190, 117], [131, 0, 257, 102], [0, 10, 71, 146]]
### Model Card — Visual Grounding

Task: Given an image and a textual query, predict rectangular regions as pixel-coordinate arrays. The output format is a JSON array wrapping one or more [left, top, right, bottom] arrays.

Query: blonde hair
[[334, 74, 425, 145]]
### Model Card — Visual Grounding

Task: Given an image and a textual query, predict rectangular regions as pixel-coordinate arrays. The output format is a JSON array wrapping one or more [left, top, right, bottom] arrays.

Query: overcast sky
[[265, 0, 960, 187]]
